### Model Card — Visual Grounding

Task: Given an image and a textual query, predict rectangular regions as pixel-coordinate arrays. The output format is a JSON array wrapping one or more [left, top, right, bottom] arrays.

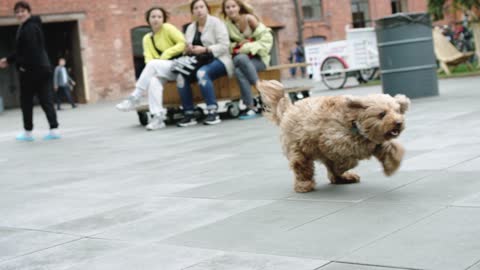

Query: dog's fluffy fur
[[257, 80, 410, 193]]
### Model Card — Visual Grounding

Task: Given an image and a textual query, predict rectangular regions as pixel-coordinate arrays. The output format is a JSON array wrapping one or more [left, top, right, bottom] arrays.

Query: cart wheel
[[227, 102, 240, 118], [358, 68, 378, 83], [137, 111, 149, 126], [288, 92, 299, 102], [254, 96, 264, 111], [321, 56, 348, 90], [164, 108, 175, 125], [194, 106, 205, 120]]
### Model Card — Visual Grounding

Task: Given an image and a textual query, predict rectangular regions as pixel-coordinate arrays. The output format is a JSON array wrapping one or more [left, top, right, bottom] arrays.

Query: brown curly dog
[[257, 80, 410, 193]]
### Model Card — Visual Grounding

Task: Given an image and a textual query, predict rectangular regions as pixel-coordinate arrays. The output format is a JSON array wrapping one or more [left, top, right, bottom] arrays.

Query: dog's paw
[[294, 180, 316, 193], [332, 172, 361, 184], [382, 143, 405, 176]]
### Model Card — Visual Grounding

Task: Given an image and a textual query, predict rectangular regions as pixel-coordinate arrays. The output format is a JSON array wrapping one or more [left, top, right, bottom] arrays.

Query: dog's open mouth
[[386, 128, 401, 138]]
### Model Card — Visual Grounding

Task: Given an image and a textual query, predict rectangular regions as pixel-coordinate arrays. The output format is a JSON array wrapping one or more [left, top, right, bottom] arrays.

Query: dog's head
[[347, 94, 410, 144]]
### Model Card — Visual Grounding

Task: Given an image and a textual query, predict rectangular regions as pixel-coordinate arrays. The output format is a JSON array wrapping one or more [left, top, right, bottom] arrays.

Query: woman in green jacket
[[222, 0, 273, 119]]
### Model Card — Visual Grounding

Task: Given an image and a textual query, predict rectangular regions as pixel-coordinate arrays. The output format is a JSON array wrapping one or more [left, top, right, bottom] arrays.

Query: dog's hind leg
[[289, 152, 316, 193], [324, 160, 360, 184]]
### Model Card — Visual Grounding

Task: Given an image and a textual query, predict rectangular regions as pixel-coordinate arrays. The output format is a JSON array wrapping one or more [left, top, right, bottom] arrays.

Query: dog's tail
[[256, 80, 291, 125]]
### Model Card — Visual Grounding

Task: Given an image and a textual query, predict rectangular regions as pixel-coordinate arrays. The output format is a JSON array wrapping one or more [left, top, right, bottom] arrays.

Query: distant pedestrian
[[288, 41, 306, 78], [0, 1, 60, 141], [54, 57, 76, 110]]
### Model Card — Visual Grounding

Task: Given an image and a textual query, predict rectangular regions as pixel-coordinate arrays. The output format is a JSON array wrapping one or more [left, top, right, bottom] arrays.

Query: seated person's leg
[[196, 59, 226, 125], [233, 55, 265, 119], [116, 60, 170, 112], [146, 77, 167, 131], [176, 74, 198, 127]]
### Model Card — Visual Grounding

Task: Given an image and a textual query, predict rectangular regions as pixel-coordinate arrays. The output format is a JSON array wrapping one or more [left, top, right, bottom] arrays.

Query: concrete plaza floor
[[0, 76, 480, 270]]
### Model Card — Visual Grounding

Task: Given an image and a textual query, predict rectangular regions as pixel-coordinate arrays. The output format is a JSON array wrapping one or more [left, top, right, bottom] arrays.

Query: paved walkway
[[0, 77, 480, 270]]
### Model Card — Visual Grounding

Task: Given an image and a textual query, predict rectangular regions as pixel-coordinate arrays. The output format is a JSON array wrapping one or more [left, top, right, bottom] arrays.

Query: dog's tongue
[[390, 130, 399, 136]]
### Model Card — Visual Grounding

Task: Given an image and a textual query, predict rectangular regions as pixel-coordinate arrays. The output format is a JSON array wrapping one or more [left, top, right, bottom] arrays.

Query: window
[[351, 0, 370, 28], [302, 0, 323, 20], [391, 0, 408, 14]]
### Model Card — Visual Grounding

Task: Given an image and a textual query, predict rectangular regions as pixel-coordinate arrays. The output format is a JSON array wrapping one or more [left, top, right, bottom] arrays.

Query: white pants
[[131, 60, 177, 116]]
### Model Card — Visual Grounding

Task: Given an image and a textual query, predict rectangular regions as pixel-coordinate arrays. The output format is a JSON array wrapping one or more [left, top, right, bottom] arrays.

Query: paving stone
[[342, 207, 480, 270]]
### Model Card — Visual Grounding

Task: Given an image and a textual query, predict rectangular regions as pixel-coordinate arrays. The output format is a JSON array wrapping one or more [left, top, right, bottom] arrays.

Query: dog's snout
[[395, 121, 403, 128]]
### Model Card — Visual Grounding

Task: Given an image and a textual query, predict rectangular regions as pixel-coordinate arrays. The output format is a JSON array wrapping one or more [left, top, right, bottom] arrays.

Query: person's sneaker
[[115, 96, 140, 112], [16, 131, 34, 142], [238, 109, 259, 120], [177, 114, 198, 127], [146, 114, 166, 131], [203, 110, 221, 125], [43, 128, 61, 140]]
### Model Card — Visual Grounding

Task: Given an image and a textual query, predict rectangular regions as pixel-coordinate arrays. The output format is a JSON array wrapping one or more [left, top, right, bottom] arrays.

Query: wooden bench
[[136, 63, 313, 125]]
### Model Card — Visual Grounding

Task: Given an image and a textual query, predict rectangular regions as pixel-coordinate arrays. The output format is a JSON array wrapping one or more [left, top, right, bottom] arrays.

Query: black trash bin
[[0, 96, 3, 113], [375, 13, 439, 98]]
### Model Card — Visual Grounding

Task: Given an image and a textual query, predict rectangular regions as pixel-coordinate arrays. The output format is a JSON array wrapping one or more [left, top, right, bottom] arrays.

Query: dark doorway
[[0, 20, 85, 109], [0, 25, 20, 109]]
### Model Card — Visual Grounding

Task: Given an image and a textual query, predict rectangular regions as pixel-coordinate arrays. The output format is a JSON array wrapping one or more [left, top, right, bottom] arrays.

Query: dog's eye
[[379, 111, 386, 119]]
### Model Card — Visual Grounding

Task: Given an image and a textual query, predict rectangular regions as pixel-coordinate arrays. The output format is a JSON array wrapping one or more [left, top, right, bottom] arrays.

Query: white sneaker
[[115, 96, 140, 112], [146, 115, 166, 131]]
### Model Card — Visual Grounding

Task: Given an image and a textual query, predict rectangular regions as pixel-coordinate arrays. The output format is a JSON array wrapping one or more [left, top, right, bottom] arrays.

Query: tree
[[428, 0, 480, 66], [293, 0, 304, 45], [428, 0, 480, 21]]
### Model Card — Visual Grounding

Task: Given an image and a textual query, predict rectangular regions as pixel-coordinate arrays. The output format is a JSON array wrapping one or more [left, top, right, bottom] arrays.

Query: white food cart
[[305, 27, 380, 89]]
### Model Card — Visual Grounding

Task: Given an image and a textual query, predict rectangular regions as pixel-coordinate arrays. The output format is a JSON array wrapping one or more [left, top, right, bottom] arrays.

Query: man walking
[[54, 57, 76, 110], [0, 1, 60, 141]]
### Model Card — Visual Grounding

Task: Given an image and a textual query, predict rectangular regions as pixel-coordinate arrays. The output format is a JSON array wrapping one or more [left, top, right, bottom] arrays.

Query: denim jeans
[[177, 59, 227, 113], [233, 54, 266, 107], [56, 85, 75, 108]]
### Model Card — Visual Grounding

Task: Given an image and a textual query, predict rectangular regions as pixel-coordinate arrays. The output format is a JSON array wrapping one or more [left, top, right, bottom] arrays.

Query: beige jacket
[[185, 15, 234, 77]]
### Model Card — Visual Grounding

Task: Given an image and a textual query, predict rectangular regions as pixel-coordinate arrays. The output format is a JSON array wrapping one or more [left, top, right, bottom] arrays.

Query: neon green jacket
[[142, 23, 186, 63], [225, 20, 273, 67]]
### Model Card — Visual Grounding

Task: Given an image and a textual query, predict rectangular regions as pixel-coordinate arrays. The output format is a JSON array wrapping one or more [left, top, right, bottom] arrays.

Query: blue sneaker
[[16, 132, 34, 142], [238, 109, 259, 120], [43, 129, 61, 140], [43, 134, 61, 140]]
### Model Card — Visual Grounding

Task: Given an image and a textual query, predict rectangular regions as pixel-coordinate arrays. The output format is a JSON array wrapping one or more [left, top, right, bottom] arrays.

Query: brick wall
[[1, 0, 436, 103], [301, 0, 432, 43], [1, 0, 189, 102]]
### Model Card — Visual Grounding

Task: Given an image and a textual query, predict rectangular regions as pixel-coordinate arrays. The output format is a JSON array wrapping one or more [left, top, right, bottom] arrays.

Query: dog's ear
[[394, 94, 410, 114], [346, 96, 367, 109]]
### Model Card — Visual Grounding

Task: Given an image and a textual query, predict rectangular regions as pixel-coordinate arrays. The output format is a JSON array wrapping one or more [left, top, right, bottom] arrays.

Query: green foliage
[[429, 0, 447, 20], [428, 0, 480, 20]]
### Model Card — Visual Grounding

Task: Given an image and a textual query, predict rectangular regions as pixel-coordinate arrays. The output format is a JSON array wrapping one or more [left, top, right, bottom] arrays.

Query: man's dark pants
[[19, 69, 58, 131]]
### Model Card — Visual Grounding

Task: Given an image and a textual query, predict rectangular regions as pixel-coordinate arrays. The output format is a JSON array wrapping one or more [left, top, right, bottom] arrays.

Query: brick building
[[0, 0, 436, 108]]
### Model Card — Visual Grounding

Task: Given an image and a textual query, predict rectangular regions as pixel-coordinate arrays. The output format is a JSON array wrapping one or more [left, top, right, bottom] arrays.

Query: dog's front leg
[[289, 151, 316, 193], [374, 140, 405, 176]]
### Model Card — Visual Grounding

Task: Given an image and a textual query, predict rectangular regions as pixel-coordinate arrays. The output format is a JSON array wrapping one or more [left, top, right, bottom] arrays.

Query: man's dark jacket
[[7, 16, 51, 72]]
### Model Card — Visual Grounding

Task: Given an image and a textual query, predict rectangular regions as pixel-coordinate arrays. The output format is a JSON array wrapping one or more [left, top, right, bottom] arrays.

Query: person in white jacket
[[176, 0, 234, 127]]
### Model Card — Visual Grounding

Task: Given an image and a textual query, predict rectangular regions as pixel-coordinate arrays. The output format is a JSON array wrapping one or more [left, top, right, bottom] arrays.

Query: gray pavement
[[1, 76, 480, 270]]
